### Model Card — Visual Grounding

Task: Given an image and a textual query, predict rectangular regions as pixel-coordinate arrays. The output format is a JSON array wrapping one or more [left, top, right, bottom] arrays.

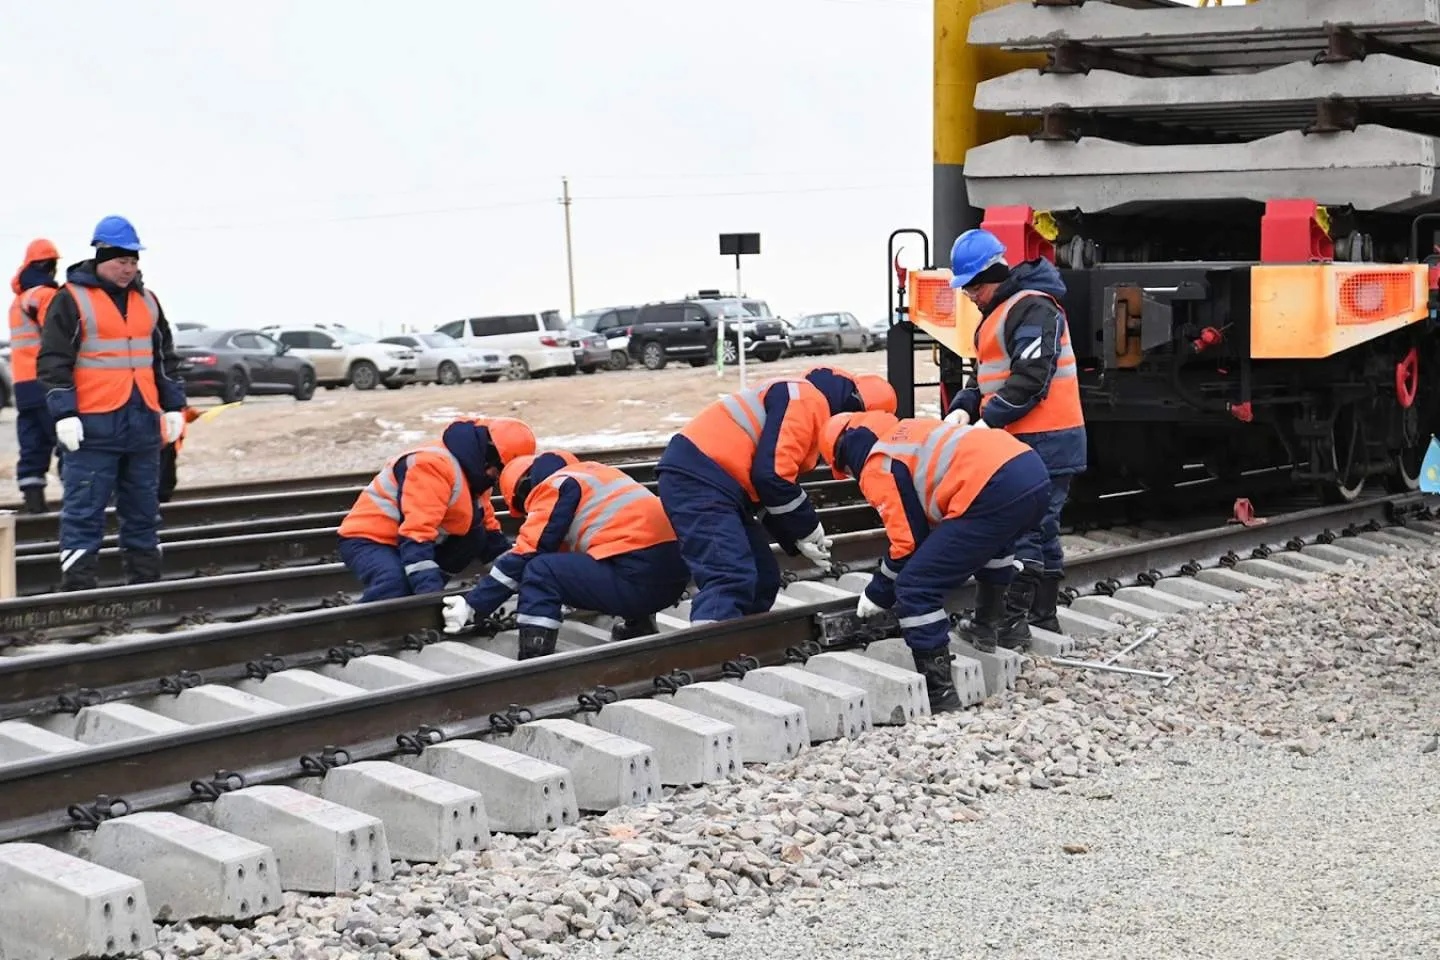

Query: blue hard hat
[[949, 229, 1007, 289], [90, 215, 144, 252]]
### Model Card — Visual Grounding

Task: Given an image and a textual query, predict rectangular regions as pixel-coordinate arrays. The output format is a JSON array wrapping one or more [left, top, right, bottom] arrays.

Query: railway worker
[[655, 366, 898, 625], [9, 239, 64, 513], [943, 228, 1087, 643], [37, 216, 188, 591], [440, 450, 691, 660], [821, 411, 1050, 711], [337, 416, 536, 601], [158, 405, 205, 503]]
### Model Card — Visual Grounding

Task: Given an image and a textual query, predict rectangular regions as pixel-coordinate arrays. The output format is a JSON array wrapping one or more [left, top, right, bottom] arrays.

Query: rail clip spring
[[488, 704, 534, 734], [395, 724, 447, 755], [67, 794, 132, 829], [190, 769, 247, 800], [298, 745, 352, 775]]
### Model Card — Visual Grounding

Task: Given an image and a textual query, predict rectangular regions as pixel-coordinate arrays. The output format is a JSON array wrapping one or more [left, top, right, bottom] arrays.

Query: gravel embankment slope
[[149, 551, 1440, 960]]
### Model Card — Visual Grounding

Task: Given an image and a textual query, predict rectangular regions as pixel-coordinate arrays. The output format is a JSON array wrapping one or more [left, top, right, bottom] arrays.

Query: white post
[[735, 256, 748, 389], [716, 317, 726, 377]]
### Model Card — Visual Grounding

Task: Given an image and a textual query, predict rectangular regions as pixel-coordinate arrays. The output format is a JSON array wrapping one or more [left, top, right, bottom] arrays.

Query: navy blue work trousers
[[515, 542, 690, 629], [656, 469, 780, 623]]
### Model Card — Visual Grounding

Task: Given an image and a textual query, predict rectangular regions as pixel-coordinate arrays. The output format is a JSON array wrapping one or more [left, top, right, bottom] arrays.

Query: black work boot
[[995, 573, 1037, 650], [60, 553, 100, 592], [1029, 572, 1064, 633], [517, 626, 559, 661], [610, 616, 657, 643], [121, 549, 163, 585], [958, 581, 1007, 653], [911, 646, 961, 712], [20, 487, 46, 514]]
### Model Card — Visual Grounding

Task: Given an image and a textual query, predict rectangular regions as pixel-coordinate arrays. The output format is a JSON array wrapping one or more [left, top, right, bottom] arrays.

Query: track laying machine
[[887, 0, 1440, 504]]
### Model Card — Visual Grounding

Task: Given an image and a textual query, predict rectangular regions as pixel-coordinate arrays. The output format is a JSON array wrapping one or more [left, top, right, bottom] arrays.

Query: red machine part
[[1259, 199, 1334, 263], [980, 206, 1055, 264], [1396, 346, 1419, 409], [1191, 326, 1224, 353], [1227, 401, 1253, 423]]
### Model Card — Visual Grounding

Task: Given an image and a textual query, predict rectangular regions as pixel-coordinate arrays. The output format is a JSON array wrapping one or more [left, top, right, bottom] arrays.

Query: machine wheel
[[1319, 406, 1367, 504]]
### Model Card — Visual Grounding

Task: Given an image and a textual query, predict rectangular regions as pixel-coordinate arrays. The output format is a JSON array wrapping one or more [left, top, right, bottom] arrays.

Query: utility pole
[[560, 176, 576, 317]]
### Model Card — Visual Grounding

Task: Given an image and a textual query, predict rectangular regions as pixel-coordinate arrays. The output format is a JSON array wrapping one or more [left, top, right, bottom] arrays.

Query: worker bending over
[[37, 216, 188, 591], [441, 451, 690, 660], [822, 412, 1050, 711], [337, 416, 535, 601], [943, 229, 1087, 643], [656, 368, 897, 624], [9, 239, 63, 513]]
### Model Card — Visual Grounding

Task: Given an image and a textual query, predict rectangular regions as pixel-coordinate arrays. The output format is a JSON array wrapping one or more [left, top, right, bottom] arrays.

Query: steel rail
[[0, 442, 674, 517], [0, 490, 1425, 841], [14, 475, 861, 556], [12, 448, 688, 546], [0, 506, 889, 639]]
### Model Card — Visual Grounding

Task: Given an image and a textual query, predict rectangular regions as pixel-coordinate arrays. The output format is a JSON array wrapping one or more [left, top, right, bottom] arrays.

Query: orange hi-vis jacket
[[678, 377, 831, 503], [974, 290, 1084, 435], [516, 461, 676, 561], [8, 286, 58, 383], [69, 283, 163, 414], [338, 442, 496, 549], [860, 418, 1029, 559]]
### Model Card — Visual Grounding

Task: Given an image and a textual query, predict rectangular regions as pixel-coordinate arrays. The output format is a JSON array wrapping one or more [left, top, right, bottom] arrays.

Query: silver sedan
[[380, 333, 508, 384]]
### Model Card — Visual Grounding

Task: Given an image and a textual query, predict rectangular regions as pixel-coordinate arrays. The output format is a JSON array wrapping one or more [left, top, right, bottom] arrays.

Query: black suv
[[625, 296, 787, 371]]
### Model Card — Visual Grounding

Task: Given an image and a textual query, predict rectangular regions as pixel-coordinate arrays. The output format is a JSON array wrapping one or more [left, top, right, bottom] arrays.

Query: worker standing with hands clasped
[[821, 411, 1051, 711], [8, 239, 64, 513], [37, 216, 188, 591], [943, 229, 1087, 646], [655, 367, 897, 625], [337, 416, 536, 601], [441, 451, 691, 660]]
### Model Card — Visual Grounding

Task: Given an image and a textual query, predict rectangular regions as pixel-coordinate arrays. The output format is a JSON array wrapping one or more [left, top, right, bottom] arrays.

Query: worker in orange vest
[[337, 416, 536, 601], [441, 451, 690, 660], [158, 405, 205, 503], [821, 411, 1050, 711], [943, 229, 1087, 643], [654, 367, 897, 624], [8, 239, 63, 513], [36, 216, 188, 591]]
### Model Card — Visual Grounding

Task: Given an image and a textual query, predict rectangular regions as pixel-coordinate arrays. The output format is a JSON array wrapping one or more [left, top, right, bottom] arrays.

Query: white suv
[[435, 311, 575, 380], [261, 323, 417, 391]]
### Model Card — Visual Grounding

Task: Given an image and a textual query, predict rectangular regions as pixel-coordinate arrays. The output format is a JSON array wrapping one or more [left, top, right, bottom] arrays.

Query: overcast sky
[[0, 0, 934, 335]]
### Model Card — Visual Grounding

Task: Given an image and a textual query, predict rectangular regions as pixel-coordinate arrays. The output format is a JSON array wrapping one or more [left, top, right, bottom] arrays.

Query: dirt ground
[[0, 351, 912, 496]]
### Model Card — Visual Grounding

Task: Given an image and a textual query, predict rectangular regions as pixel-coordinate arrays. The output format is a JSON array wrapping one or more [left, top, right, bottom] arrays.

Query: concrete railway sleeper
[[0, 497, 1433, 959]]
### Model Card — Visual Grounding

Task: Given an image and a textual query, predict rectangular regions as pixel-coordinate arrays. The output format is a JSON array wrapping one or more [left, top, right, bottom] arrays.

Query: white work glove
[[441, 595, 475, 634], [943, 408, 971, 426], [162, 411, 187, 444], [971, 419, 990, 429], [856, 593, 886, 619], [55, 417, 83, 452], [797, 525, 832, 565]]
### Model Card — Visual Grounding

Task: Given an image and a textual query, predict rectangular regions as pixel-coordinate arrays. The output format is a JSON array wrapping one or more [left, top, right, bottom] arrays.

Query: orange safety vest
[[7, 286, 57, 383], [69, 284, 162, 414], [338, 443, 480, 547], [521, 461, 675, 560], [974, 290, 1084, 435], [678, 378, 829, 501], [860, 418, 1028, 554]]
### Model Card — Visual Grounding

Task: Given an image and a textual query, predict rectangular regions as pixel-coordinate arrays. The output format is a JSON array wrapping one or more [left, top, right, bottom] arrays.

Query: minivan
[[435, 311, 575, 380]]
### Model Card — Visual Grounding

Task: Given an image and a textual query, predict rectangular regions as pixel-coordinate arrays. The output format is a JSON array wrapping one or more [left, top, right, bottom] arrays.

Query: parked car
[[625, 297, 787, 371], [785, 312, 872, 355], [379, 332, 508, 384], [173, 321, 209, 333], [174, 327, 318, 402], [0, 357, 11, 409], [566, 326, 609, 374], [574, 306, 641, 370], [260, 322, 417, 391], [434, 311, 574, 380], [866, 318, 891, 351]]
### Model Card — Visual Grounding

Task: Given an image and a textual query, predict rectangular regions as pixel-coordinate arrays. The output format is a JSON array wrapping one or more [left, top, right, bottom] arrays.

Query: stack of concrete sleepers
[[963, 0, 1440, 214]]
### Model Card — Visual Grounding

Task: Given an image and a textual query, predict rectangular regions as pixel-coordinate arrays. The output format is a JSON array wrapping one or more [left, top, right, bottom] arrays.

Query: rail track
[[0, 489, 1432, 959]]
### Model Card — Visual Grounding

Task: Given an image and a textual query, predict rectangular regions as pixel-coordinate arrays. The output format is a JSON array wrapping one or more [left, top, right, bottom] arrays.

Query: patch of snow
[[539, 429, 675, 451]]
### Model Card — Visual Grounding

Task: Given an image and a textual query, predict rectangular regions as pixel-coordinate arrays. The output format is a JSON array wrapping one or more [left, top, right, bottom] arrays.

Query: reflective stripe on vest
[[717, 379, 802, 444], [975, 290, 1077, 396], [871, 424, 969, 525], [8, 288, 46, 381], [72, 286, 160, 370], [363, 444, 465, 542], [549, 469, 650, 554]]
